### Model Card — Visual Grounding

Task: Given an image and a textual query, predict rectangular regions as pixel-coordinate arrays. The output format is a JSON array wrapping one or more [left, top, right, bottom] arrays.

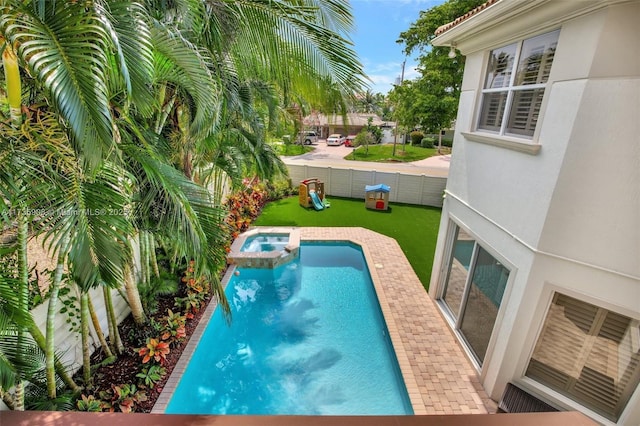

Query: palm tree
[[1, 0, 367, 407]]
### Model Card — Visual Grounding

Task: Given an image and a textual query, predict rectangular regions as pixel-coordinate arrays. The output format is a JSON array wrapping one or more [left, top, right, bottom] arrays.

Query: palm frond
[[220, 0, 366, 97], [119, 133, 229, 312], [98, 0, 155, 116], [151, 22, 220, 138], [1, 1, 115, 171]]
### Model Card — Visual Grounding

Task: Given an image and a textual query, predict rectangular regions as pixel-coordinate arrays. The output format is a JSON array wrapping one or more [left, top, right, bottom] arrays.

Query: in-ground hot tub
[[241, 233, 289, 253], [228, 228, 300, 268]]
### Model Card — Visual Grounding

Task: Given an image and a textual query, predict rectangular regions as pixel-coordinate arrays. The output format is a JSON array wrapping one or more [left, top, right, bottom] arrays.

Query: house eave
[[432, 0, 633, 54]]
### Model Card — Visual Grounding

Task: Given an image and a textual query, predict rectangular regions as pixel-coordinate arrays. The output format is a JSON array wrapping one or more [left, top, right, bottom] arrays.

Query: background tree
[[352, 89, 385, 115], [352, 130, 374, 156], [390, 0, 485, 133]]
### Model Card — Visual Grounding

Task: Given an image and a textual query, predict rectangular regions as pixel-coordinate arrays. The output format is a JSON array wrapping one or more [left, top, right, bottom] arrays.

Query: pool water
[[166, 243, 413, 415], [241, 234, 290, 252]]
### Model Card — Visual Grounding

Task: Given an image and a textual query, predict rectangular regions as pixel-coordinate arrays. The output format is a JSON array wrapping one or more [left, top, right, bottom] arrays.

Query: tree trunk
[[154, 89, 176, 134], [87, 295, 113, 359], [148, 233, 160, 278], [5, 40, 25, 408], [103, 286, 124, 355], [79, 291, 92, 387], [27, 323, 80, 392], [139, 231, 149, 286], [15, 213, 28, 410], [0, 386, 15, 410], [12, 382, 24, 411], [124, 265, 147, 325], [45, 235, 69, 399], [2, 42, 22, 125], [3, 37, 81, 395]]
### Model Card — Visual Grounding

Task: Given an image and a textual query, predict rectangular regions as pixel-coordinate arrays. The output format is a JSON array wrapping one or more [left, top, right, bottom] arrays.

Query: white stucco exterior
[[429, 1, 639, 425]]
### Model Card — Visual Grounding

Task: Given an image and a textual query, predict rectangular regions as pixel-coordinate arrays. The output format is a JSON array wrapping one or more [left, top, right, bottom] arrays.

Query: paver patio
[[154, 227, 497, 415]]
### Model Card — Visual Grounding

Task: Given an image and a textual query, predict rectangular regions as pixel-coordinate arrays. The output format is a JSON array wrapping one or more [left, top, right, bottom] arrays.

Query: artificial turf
[[253, 195, 442, 291]]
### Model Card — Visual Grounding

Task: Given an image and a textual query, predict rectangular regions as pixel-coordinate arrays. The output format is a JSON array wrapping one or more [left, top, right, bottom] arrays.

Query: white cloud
[[403, 64, 420, 80], [362, 60, 421, 94]]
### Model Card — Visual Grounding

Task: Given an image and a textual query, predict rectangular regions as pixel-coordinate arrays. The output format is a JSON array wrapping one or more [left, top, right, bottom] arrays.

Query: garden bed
[[80, 283, 215, 413]]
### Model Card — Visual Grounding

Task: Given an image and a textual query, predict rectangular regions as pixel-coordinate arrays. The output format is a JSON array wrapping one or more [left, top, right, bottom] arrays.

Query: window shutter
[[506, 89, 544, 137], [516, 31, 559, 86], [478, 92, 507, 132], [477, 29, 559, 139], [527, 293, 640, 421]]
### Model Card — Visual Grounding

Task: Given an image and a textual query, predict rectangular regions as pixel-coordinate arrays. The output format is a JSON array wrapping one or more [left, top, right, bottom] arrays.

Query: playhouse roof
[[365, 184, 391, 193]]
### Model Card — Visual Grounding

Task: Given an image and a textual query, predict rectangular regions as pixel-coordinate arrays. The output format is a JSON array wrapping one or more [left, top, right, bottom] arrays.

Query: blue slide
[[309, 191, 325, 210]]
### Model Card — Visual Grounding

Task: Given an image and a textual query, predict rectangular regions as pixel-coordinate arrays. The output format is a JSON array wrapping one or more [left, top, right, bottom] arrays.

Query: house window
[[526, 293, 640, 421], [478, 29, 559, 138], [440, 223, 509, 365]]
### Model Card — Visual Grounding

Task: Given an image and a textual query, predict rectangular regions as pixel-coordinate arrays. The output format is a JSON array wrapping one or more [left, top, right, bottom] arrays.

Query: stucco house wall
[[429, 1, 639, 425]]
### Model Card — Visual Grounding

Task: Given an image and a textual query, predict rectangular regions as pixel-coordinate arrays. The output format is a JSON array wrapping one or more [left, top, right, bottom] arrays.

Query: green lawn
[[271, 143, 314, 156], [253, 196, 442, 290], [345, 144, 449, 162]]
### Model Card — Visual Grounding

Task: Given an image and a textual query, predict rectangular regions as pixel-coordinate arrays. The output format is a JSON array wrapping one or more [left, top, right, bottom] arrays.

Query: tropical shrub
[[410, 131, 424, 145], [76, 395, 104, 412], [174, 260, 209, 315], [421, 137, 435, 148], [99, 384, 147, 413], [138, 338, 170, 365], [224, 178, 269, 234], [136, 365, 166, 389], [353, 131, 375, 154], [138, 272, 179, 315], [265, 178, 297, 200], [175, 292, 206, 315], [160, 309, 187, 344]]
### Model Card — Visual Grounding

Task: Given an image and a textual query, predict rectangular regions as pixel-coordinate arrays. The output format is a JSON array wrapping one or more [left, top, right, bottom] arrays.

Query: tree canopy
[[389, 0, 486, 133], [0, 0, 366, 410]]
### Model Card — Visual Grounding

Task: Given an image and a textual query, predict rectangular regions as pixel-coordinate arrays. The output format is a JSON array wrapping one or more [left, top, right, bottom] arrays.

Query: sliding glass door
[[441, 223, 510, 365]]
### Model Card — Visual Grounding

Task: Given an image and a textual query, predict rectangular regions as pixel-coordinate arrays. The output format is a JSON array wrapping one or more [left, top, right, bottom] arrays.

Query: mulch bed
[[79, 290, 215, 413]]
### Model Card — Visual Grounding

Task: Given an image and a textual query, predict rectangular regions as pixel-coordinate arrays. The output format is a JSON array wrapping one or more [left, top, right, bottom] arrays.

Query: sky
[[349, 0, 446, 95]]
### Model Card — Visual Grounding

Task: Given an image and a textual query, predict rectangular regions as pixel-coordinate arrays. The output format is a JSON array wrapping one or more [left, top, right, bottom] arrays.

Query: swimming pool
[[165, 242, 413, 415]]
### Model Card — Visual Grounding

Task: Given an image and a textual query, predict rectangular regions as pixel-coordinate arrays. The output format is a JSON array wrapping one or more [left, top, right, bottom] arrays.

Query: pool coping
[[152, 227, 495, 415]]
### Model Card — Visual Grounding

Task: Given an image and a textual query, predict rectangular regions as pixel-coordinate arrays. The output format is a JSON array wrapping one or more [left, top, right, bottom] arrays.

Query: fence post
[[349, 169, 353, 198], [394, 173, 400, 203]]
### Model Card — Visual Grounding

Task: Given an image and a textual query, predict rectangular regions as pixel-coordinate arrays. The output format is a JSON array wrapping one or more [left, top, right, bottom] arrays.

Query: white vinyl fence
[[287, 164, 446, 207], [30, 287, 131, 376], [0, 288, 129, 410]]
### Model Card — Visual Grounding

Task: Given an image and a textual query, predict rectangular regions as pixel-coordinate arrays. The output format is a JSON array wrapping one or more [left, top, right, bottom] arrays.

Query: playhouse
[[365, 184, 390, 211], [299, 178, 327, 210]]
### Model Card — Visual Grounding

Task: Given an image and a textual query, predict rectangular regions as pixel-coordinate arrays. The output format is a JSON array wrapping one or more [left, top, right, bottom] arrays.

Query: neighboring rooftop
[[303, 112, 388, 127]]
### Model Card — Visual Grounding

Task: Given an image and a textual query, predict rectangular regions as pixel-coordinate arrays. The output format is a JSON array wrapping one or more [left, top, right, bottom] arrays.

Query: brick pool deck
[[153, 227, 497, 415]]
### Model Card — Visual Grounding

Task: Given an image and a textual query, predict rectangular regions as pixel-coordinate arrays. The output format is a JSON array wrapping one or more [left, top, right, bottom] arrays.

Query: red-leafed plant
[[161, 309, 187, 343], [99, 384, 147, 413], [138, 338, 170, 365], [224, 177, 269, 235], [175, 260, 210, 315]]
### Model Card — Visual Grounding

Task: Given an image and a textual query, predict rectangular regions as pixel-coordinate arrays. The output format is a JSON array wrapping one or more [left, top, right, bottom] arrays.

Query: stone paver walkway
[[154, 227, 496, 415]]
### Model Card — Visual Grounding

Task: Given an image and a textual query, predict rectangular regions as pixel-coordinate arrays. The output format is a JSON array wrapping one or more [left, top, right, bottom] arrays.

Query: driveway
[[282, 140, 450, 177]]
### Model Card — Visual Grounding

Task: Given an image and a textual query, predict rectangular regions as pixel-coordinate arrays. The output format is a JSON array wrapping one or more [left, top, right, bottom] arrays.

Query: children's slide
[[309, 191, 325, 211]]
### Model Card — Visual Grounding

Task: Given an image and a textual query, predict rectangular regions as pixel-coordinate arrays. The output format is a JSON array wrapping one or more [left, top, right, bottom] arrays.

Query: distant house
[[302, 112, 392, 140], [429, 1, 639, 425]]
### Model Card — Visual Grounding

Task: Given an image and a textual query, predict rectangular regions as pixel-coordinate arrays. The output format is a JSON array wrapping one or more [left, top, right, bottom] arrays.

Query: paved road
[[281, 141, 450, 177]]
